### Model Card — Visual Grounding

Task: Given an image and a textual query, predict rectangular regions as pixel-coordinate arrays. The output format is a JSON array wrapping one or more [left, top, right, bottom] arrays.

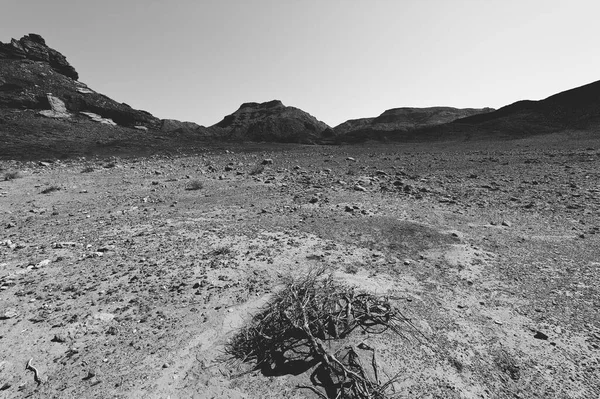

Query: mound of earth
[[210, 100, 330, 143], [334, 107, 493, 142], [451, 79, 600, 136]]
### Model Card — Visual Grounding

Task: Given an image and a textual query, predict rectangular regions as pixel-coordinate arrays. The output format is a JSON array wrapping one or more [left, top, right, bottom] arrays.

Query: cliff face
[[211, 100, 330, 143]]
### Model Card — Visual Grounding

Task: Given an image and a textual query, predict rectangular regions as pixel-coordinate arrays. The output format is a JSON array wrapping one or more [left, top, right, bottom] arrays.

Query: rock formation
[[210, 100, 330, 143], [0, 34, 78, 80]]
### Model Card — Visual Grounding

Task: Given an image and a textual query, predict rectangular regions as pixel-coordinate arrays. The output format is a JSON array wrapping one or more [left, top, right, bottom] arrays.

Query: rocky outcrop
[[39, 94, 70, 119], [0, 34, 78, 80], [211, 100, 330, 143]]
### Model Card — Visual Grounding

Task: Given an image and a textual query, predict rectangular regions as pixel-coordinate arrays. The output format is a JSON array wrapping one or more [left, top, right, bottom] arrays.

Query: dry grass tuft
[[248, 164, 265, 176], [227, 268, 424, 398], [4, 170, 22, 181], [185, 180, 204, 190], [41, 185, 61, 194]]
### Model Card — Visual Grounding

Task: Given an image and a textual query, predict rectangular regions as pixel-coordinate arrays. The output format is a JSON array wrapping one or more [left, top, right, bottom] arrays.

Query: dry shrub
[[249, 164, 265, 176], [227, 268, 424, 398], [41, 185, 61, 194], [4, 171, 22, 181], [186, 180, 204, 190]]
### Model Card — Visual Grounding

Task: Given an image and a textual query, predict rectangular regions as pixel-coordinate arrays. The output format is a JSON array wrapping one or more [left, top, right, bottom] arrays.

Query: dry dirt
[[1, 135, 599, 398]]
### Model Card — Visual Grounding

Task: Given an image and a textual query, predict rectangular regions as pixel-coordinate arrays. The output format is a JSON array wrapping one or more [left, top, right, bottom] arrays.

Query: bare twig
[[25, 358, 41, 385], [226, 269, 421, 398]]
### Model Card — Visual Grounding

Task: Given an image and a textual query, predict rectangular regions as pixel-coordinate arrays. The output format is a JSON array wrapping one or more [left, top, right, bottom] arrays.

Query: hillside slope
[[451, 80, 600, 136], [334, 106, 493, 142]]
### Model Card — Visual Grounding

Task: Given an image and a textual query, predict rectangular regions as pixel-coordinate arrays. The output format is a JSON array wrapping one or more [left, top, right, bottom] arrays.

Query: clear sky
[[2, 0, 599, 127]]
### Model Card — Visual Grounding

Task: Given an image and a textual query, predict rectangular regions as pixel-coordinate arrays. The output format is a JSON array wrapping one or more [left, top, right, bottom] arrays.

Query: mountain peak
[[0, 33, 78, 80]]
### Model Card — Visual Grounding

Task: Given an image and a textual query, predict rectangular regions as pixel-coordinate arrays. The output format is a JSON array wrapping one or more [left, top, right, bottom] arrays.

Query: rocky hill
[[333, 106, 494, 142], [0, 34, 159, 128], [210, 100, 330, 143], [451, 79, 600, 136], [0, 34, 216, 159]]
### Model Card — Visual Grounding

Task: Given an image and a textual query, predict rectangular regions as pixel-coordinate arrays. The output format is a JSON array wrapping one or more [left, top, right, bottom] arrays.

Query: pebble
[[35, 259, 51, 269]]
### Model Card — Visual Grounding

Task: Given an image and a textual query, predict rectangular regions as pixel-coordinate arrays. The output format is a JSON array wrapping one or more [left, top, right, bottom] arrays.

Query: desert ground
[[1, 134, 599, 398]]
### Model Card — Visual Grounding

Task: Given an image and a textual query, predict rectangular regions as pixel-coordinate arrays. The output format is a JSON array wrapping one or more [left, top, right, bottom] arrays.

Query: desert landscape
[[1, 31, 599, 399]]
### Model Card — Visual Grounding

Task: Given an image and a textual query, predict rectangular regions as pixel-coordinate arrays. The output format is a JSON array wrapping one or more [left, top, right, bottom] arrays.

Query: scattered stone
[[52, 242, 79, 248], [51, 333, 67, 343], [80, 112, 117, 126], [34, 259, 51, 269], [1, 307, 19, 320]]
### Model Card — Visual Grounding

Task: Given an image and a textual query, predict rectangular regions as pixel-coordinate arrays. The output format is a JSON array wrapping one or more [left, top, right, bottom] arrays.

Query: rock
[[309, 197, 318, 204], [51, 333, 67, 343], [346, 157, 356, 162], [534, 331, 549, 340], [34, 259, 51, 269], [52, 242, 78, 248], [0, 307, 19, 320], [502, 220, 512, 227], [261, 159, 273, 165], [5, 222, 16, 229], [80, 112, 117, 126], [354, 184, 367, 192], [39, 94, 71, 119]]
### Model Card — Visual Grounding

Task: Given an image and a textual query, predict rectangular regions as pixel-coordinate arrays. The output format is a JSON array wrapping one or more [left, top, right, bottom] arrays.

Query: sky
[[2, 0, 599, 127]]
